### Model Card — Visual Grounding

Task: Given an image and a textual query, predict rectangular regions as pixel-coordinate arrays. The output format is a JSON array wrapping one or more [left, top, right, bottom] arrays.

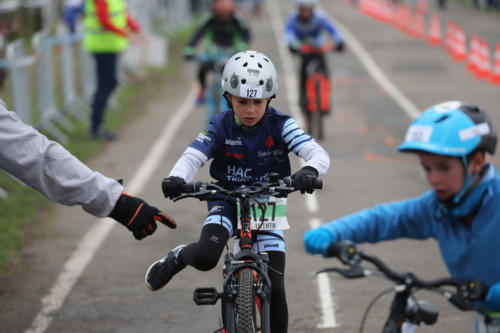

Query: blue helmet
[[398, 101, 497, 157]]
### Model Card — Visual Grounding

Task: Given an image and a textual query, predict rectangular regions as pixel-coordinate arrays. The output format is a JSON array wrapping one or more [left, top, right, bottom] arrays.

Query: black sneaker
[[145, 245, 186, 291]]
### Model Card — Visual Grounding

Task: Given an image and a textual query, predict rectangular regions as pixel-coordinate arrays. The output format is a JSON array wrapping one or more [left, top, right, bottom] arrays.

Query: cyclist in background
[[145, 50, 330, 333], [183, 0, 251, 105], [285, 0, 344, 115], [0, 99, 176, 240], [303, 101, 500, 332]]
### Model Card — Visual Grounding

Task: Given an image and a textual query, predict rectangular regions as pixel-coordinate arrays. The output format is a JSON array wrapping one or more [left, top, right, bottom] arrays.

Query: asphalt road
[[1, 0, 499, 332]]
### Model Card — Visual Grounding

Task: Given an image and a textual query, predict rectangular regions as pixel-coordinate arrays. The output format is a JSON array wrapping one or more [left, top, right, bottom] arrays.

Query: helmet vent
[[258, 63, 262, 68], [435, 115, 450, 123], [259, 80, 264, 85], [243, 62, 248, 67], [250, 54, 255, 57], [241, 79, 247, 84], [264, 58, 269, 62], [235, 56, 241, 60]]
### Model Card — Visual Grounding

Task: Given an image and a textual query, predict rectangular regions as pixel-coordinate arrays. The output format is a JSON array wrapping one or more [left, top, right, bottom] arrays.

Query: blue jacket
[[285, 9, 343, 46], [322, 164, 500, 301]]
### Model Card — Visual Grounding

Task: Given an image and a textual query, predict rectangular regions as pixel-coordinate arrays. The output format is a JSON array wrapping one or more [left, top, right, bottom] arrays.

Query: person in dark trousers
[[0, 98, 177, 240], [83, 0, 140, 140]]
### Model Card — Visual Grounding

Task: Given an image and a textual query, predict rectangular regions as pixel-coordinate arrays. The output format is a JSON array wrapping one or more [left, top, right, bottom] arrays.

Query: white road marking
[[265, 0, 338, 329], [329, 17, 422, 120], [25, 87, 197, 333]]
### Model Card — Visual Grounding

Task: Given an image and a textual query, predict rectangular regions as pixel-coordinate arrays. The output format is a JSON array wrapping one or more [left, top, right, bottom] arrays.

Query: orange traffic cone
[[427, 13, 442, 45], [416, 0, 429, 13], [490, 44, 500, 85], [467, 34, 480, 75], [412, 10, 426, 39], [444, 20, 456, 55], [452, 25, 467, 61], [476, 39, 491, 80]]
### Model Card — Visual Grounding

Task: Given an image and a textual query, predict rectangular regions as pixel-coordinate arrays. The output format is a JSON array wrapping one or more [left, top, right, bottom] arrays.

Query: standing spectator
[[63, 0, 84, 34], [83, 0, 141, 140]]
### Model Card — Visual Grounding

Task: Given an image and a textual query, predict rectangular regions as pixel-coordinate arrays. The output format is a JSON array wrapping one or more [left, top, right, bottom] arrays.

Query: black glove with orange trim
[[109, 193, 176, 240]]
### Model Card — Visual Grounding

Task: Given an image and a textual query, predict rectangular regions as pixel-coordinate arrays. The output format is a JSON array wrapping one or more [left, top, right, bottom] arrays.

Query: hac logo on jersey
[[265, 135, 274, 149]]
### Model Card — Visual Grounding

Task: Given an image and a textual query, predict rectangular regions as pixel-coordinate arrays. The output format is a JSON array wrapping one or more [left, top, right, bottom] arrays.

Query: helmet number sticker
[[240, 84, 263, 99], [459, 123, 490, 141], [405, 125, 433, 143]]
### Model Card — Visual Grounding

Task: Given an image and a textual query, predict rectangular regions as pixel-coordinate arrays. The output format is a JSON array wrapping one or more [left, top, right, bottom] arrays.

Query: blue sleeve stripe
[[287, 132, 309, 148], [282, 118, 313, 152], [282, 118, 299, 137], [289, 137, 313, 152]]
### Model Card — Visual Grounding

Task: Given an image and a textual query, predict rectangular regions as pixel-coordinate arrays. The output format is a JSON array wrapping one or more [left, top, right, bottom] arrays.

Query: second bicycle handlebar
[[320, 241, 491, 317]]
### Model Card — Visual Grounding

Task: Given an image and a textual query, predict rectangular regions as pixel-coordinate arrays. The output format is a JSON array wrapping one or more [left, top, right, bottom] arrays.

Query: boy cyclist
[[146, 50, 330, 333], [303, 101, 500, 332], [184, 0, 251, 105], [285, 0, 344, 115]]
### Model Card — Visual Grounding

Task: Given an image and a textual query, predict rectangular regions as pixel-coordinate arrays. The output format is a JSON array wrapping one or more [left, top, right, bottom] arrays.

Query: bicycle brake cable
[[359, 287, 394, 333]]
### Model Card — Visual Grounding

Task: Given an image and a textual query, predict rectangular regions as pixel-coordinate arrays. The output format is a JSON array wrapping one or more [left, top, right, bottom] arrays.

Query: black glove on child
[[292, 166, 319, 194], [109, 193, 176, 240], [335, 41, 345, 52], [161, 176, 186, 199]]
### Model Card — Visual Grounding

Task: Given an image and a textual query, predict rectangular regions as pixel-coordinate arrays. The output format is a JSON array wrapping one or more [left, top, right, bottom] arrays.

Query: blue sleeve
[[281, 118, 313, 154], [188, 120, 219, 159], [284, 13, 298, 45], [318, 14, 343, 43], [322, 195, 435, 243]]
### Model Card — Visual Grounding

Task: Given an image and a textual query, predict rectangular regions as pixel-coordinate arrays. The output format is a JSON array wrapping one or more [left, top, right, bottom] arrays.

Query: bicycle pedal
[[193, 287, 220, 305]]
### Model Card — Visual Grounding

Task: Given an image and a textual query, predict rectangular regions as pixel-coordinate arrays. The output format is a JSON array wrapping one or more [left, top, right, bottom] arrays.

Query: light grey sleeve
[[297, 140, 330, 176], [168, 147, 208, 183], [0, 100, 123, 217]]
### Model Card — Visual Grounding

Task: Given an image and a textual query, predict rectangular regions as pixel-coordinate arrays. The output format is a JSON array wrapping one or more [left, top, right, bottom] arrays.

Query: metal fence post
[[6, 40, 33, 125], [32, 31, 69, 143]]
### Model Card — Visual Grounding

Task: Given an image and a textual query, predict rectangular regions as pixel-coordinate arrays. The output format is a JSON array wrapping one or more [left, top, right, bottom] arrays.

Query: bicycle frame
[[205, 58, 229, 123], [296, 43, 334, 140]]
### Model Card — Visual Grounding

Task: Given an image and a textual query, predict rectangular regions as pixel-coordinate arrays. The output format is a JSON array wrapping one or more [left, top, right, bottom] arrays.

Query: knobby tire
[[236, 269, 258, 333]]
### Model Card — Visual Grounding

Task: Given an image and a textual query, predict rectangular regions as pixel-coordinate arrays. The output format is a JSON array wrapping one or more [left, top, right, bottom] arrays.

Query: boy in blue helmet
[[303, 101, 500, 332], [146, 50, 330, 333]]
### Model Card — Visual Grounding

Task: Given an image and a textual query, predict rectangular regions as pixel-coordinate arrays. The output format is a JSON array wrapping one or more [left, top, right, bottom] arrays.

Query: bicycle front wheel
[[236, 269, 258, 333]]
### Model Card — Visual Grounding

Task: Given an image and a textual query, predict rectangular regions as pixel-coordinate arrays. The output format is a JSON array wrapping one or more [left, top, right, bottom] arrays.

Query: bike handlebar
[[319, 241, 491, 318], [172, 174, 322, 202]]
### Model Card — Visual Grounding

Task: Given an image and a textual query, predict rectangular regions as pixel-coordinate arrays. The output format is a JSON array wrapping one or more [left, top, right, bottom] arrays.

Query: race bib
[[239, 84, 263, 99], [237, 195, 289, 230]]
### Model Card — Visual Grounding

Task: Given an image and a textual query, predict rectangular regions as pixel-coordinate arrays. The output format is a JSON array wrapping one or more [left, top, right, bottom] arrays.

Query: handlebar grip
[[313, 178, 323, 190], [326, 242, 345, 258], [181, 181, 203, 194], [326, 241, 357, 265], [285, 176, 323, 189]]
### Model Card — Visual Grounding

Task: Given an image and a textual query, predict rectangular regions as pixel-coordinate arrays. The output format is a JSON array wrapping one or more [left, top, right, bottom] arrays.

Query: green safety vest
[[83, 0, 129, 52]]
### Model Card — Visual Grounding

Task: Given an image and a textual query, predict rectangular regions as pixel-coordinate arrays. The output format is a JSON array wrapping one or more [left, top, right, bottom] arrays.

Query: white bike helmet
[[296, 0, 317, 8], [221, 50, 278, 99]]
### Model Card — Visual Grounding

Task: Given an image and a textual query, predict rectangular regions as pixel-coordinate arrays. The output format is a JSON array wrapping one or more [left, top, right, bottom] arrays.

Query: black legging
[[178, 223, 288, 333]]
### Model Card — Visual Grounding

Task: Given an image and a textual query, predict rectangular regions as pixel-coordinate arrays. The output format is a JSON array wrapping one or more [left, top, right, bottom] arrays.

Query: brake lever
[[172, 189, 214, 202], [315, 265, 366, 279]]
